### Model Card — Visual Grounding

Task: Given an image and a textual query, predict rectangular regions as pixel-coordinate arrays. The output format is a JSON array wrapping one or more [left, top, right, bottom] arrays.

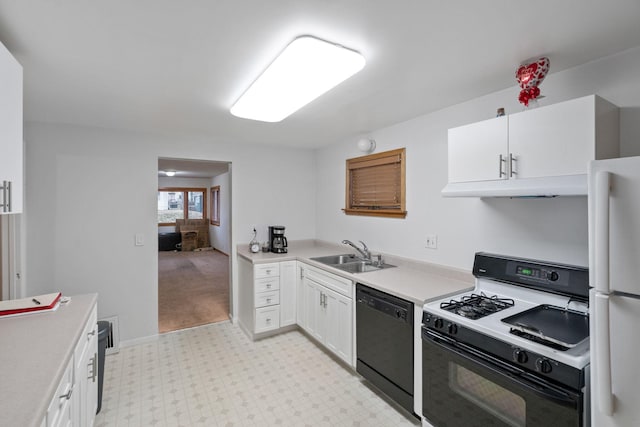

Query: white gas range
[[421, 253, 590, 427]]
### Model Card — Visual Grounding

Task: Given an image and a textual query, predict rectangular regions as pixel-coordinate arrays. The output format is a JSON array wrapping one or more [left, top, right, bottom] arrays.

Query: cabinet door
[[509, 96, 595, 179], [296, 263, 306, 329], [279, 260, 297, 327], [73, 307, 98, 427], [303, 277, 325, 342], [0, 41, 23, 214], [85, 330, 98, 427], [324, 287, 353, 365], [448, 116, 508, 183]]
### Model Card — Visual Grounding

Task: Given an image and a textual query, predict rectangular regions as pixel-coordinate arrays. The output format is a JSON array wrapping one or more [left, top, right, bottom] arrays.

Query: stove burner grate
[[440, 293, 515, 320]]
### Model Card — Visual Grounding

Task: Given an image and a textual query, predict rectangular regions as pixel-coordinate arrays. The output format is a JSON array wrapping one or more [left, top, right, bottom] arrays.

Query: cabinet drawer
[[47, 357, 73, 427], [255, 306, 280, 333], [255, 276, 279, 293], [255, 290, 279, 308], [302, 264, 353, 298], [254, 263, 280, 279]]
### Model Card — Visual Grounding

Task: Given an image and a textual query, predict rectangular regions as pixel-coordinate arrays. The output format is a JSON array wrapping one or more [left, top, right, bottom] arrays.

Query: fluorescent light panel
[[231, 36, 366, 122]]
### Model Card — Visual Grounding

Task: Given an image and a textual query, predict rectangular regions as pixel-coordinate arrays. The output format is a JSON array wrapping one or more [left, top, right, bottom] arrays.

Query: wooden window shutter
[[344, 148, 407, 218]]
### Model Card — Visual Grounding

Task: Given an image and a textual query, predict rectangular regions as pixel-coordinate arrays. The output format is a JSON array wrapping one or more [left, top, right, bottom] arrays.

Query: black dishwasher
[[356, 283, 415, 415]]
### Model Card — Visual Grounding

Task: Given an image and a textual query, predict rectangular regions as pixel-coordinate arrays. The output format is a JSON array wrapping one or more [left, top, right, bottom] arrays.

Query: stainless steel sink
[[310, 254, 359, 265], [310, 254, 395, 273], [332, 261, 395, 273]]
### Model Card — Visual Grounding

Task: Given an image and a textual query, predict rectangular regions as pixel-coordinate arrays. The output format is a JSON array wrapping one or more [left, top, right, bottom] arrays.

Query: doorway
[[157, 158, 232, 333]]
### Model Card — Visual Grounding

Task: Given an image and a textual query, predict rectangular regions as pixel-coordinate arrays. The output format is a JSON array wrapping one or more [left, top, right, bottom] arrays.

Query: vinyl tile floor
[[95, 321, 419, 427]]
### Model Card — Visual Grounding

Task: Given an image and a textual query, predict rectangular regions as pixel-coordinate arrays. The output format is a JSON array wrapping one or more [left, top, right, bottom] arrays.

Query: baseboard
[[213, 247, 229, 256]]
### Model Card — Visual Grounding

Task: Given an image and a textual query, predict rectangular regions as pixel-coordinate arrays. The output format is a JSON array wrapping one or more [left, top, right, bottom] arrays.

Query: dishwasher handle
[[356, 284, 413, 324]]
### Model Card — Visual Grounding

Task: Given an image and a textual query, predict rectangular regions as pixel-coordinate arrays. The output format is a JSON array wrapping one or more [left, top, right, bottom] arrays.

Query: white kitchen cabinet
[[448, 116, 508, 183], [446, 95, 619, 186], [323, 286, 352, 363], [42, 301, 97, 427], [298, 263, 353, 366], [0, 41, 23, 214], [238, 257, 297, 338], [508, 95, 618, 179], [279, 260, 297, 327], [45, 357, 74, 427], [296, 262, 306, 329], [72, 304, 98, 427]]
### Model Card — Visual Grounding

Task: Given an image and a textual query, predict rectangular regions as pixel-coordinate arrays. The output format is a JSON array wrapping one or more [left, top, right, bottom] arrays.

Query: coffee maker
[[269, 226, 288, 253]]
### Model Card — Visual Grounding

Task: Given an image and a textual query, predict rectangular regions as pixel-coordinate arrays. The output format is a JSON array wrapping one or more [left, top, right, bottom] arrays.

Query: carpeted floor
[[158, 250, 230, 333]]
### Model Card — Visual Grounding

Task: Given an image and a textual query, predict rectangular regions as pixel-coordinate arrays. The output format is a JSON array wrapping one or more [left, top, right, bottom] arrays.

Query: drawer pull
[[266, 298, 271, 303], [88, 353, 98, 382], [266, 284, 271, 289], [266, 317, 271, 323], [266, 269, 271, 274], [59, 387, 73, 400]]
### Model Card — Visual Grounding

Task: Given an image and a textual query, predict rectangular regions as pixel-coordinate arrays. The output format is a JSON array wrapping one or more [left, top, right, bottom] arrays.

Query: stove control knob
[[434, 318, 444, 329], [447, 323, 458, 335], [546, 271, 559, 281], [513, 349, 528, 364], [536, 358, 553, 373]]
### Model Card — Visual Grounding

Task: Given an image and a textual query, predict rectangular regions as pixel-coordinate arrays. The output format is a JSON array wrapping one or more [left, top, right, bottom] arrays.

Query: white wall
[[23, 125, 316, 342], [316, 46, 640, 272], [210, 171, 231, 254]]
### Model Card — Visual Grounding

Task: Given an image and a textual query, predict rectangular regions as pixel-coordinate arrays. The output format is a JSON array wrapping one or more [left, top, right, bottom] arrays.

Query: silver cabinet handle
[[88, 329, 96, 338], [59, 387, 73, 400], [266, 317, 271, 324], [509, 153, 517, 177], [1, 181, 10, 213], [266, 283, 271, 289], [6, 181, 10, 212], [88, 353, 98, 382], [266, 298, 271, 303], [499, 155, 506, 178]]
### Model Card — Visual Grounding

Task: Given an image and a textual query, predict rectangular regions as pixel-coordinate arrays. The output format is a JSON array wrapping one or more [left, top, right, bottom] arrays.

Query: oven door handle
[[424, 330, 579, 408]]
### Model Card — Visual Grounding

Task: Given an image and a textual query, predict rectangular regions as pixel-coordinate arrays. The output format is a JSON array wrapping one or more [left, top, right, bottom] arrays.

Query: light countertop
[[0, 293, 98, 427], [238, 240, 474, 305]]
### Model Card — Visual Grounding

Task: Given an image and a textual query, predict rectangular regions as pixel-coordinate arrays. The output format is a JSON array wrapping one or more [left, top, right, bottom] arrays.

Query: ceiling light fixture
[[164, 171, 176, 177], [230, 36, 366, 122]]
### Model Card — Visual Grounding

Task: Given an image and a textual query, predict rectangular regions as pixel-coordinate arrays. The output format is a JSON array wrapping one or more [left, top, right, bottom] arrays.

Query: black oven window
[[449, 363, 526, 427]]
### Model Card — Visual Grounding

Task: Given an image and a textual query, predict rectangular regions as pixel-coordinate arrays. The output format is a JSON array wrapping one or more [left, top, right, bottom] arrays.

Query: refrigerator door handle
[[595, 171, 611, 293], [595, 293, 614, 416]]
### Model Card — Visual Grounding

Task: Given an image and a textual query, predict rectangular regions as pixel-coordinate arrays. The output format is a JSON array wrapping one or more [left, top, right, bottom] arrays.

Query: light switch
[[135, 233, 144, 246]]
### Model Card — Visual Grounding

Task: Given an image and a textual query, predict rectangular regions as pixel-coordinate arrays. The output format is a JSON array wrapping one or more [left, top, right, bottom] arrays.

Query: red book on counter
[[0, 292, 62, 317]]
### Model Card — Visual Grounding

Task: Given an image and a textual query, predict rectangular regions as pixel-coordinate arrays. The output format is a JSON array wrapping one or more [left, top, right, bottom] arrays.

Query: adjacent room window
[[210, 186, 220, 226], [158, 188, 207, 226], [344, 148, 407, 218]]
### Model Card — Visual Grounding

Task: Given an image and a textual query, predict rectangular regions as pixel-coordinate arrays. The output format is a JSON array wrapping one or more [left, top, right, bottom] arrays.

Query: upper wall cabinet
[[0, 41, 23, 214], [443, 95, 619, 197]]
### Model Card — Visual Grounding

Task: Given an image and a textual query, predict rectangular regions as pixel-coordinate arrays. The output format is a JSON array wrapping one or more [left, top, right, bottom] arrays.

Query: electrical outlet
[[426, 234, 438, 249]]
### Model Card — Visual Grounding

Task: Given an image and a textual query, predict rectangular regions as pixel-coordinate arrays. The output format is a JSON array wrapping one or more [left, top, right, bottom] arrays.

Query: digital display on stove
[[516, 266, 540, 278]]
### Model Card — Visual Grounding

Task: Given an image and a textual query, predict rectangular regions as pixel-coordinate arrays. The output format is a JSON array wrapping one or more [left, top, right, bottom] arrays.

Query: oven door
[[422, 328, 583, 427]]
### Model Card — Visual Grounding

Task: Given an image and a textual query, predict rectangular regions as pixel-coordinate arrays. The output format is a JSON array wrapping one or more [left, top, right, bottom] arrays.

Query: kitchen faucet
[[342, 240, 371, 261]]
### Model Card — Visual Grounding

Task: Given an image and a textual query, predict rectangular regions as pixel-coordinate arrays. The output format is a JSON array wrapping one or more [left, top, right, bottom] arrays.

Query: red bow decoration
[[516, 57, 549, 106]]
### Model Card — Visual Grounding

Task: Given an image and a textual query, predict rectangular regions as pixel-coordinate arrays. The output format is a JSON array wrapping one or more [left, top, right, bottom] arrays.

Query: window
[[210, 186, 220, 226], [158, 187, 207, 226], [344, 148, 406, 218]]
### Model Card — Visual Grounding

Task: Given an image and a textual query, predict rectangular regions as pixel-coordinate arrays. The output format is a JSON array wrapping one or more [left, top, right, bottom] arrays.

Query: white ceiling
[[158, 158, 229, 179], [1, 1, 640, 148]]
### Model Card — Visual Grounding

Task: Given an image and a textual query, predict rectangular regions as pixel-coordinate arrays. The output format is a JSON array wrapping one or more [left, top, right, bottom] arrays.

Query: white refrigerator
[[589, 156, 640, 427]]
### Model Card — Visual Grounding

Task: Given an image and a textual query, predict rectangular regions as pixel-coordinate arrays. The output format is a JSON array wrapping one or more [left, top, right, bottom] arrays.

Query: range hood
[[441, 174, 587, 198]]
